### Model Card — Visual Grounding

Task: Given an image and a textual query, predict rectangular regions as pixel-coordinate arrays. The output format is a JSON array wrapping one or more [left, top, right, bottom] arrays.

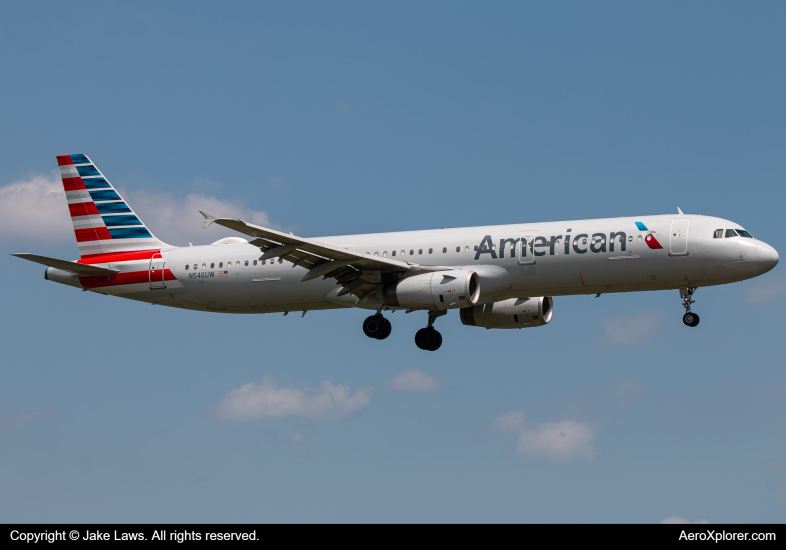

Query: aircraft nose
[[757, 243, 779, 274]]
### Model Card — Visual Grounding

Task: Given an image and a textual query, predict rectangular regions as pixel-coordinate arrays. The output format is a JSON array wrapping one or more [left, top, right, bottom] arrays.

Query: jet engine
[[460, 296, 553, 329], [383, 269, 480, 310]]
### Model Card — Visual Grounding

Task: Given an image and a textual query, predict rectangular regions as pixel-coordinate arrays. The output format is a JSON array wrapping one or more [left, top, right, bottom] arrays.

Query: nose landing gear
[[680, 287, 700, 327], [415, 310, 446, 351], [363, 314, 392, 340]]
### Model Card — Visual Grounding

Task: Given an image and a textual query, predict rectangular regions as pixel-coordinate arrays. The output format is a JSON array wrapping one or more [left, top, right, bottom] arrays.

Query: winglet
[[199, 210, 218, 229], [677, 207, 684, 215]]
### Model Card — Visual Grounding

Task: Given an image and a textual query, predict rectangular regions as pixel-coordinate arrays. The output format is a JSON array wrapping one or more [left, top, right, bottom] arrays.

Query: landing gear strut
[[363, 314, 392, 340], [415, 310, 446, 351], [680, 287, 700, 327]]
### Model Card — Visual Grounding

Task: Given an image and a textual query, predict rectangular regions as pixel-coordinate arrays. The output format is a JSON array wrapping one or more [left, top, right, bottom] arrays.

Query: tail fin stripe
[[75, 165, 101, 177], [82, 178, 111, 189], [108, 227, 153, 239], [75, 227, 112, 242], [62, 177, 87, 191], [69, 154, 90, 164], [102, 215, 142, 227], [56, 155, 74, 166], [88, 189, 121, 201], [94, 202, 132, 214], [68, 202, 100, 217]]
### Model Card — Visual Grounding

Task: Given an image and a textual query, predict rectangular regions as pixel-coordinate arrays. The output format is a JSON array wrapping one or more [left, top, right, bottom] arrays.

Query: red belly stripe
[[78, 249, 161, 264], [79, 269, 177, 289]]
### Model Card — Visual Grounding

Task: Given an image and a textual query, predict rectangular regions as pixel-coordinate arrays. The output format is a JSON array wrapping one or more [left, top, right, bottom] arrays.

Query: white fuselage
[[45, 214, 778, 313]]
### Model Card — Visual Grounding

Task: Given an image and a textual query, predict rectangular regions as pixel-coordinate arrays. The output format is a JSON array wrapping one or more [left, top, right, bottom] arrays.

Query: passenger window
[[474, 245, 478, 251], [237, 261, 241, 267], [637, 236, 642, 242], [245, 260, 249, 266], [262, 260, 266, 265], [725, 229, 738, 238], [401, 250, 405, 256], [202, 263, 206, 269], [713, 229, 723, 239], [278, 258, 283, 263], [410, 249, 414, 255], [185, 264, 189, 270], [455, 246, 460, 252], [193, 264, 197, 270], [219, 262, 223, 268], [628, 236, 633, 242], [582, 239, 587, 245], [418, 249, 422, 254], [391, 250, 396, 256], [443, 247, 447, 253], [383, 251, 387, 257], [429, 248, 433, 254], [210, 263, 215, 268], [253, 260, 257, 265], [374, 252, 378, 256], [465, 246, 469, 252]]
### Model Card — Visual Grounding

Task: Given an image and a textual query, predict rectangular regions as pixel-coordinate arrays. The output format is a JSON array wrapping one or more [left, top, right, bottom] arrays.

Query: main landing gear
[[363, 314, 392, 340], [362, 310, 445, 350], [415, 310, 446, 351], [680, 287, 700, 327]]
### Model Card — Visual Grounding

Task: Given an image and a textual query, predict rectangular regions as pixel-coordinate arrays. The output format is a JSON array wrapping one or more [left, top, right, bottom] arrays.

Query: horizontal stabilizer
[[11, 253, 119, 275]]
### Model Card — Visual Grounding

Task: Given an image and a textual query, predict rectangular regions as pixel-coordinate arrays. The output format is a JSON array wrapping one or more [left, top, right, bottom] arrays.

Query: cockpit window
[[737, 230, 753, 238], [725, 229, 738, 238], [713, 229, 723, 238]]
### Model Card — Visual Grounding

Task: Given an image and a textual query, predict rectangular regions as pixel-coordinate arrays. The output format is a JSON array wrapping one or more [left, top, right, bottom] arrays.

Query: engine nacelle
[[383, 269, 480, 310], [460, 296, 553, 329]]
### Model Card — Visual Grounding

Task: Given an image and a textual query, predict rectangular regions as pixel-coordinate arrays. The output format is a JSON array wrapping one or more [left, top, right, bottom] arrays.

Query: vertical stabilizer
[[57, 154, 169, 258]]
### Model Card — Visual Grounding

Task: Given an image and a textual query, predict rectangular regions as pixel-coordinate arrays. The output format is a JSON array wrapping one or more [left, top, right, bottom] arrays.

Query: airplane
[[12, 154, 780, 351]]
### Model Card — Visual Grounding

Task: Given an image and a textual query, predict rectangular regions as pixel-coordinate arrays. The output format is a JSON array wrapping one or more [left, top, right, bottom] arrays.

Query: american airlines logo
[[474, 223, 662, 261]]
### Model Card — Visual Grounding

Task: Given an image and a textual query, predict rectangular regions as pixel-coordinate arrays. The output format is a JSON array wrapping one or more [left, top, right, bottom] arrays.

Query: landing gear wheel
[[363, 315, 389, 339], [378, 318, 392, 340], [679, 287, 700, 328], [415, 328, 442, 351], [682, 313, 700, 327]]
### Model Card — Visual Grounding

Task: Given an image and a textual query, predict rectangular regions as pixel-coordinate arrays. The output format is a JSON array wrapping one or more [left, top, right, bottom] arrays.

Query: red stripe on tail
[[68, 202, 100, 217], [62, 177, 86, 191], [74, 227, 112, 242], [56, 155, 73, 166]]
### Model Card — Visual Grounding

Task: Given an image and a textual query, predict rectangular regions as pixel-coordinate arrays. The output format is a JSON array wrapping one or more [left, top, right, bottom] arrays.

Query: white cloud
[[745, 275, 786, 304], [124, 188, 279, 246], [0, 173, 279, 247], [386, 369, 442, 392], [214, 377, 374, 423], [0, 173, 72, 243], [660, 516, 710, 524], [0, 409, 51, 432], [493, 410, 596, 462], [603, 314, 661, 345], [492, 409, 527, 432], [290, 431, 305, 445]]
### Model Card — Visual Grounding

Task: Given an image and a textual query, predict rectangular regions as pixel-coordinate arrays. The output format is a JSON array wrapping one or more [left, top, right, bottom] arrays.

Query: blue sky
[[1, 1, 785, 522]]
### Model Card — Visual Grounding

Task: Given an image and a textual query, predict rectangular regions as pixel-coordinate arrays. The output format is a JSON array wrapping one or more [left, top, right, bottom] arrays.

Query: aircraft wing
[[200, 211, 452, 301], [11, 253, 119, 275]]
